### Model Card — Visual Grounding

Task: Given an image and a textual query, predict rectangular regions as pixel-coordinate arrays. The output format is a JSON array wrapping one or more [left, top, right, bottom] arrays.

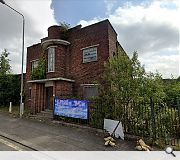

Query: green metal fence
[[88, 98, 180, 147], [118, 99, 180, 147], [54, 98, 180, 147]]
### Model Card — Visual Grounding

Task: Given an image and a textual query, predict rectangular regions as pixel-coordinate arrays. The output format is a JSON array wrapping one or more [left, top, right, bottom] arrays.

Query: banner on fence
[[54, 98, 88, 119]]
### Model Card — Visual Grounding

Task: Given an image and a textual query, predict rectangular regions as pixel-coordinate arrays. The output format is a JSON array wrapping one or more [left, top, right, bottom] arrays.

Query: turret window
[[48, 47, 55, 72]]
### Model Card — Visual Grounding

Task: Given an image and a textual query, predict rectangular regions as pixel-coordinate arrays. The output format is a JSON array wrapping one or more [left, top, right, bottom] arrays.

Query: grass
[[0, 105, 31, 118], [145, 137, 180, 151], [173, 146, 180, 151], [0, 105, 19, 117]]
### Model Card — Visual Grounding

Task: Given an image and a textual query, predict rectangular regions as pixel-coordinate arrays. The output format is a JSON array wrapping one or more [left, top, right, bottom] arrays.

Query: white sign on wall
[[83, 47, 97, 63]]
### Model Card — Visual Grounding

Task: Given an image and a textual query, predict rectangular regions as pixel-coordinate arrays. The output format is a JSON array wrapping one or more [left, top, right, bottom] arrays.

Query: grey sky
[[0, 0, 179, 78]]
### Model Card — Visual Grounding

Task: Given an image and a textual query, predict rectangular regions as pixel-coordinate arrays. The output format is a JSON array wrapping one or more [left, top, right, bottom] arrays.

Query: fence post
[[177, 98, 180, 125], [150, 97, 156, 143], [123, 104, 126, 133]]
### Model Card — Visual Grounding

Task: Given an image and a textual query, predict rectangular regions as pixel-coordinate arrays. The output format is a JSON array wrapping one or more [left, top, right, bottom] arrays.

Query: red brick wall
[[48, 25, 63, 39], [26, 20, 117, 86], [108, 22, 117, 57], [26, 44, 42, 81], [25, 19, 118, 112], [66, 20, 117, 95], [26, 44, 43, 112], [29, 83, 45, 114], [54, 81, 73, 98]]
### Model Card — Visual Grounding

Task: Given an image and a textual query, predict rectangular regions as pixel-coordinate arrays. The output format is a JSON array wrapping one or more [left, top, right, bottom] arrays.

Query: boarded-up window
[[29, 88, 32, 100], [31, 60, 39, 71], [83, 85, 98, 99]]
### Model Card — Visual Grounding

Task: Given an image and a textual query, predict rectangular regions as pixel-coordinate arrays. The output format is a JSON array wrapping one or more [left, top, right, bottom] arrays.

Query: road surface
[[0, 113, 135, 151]]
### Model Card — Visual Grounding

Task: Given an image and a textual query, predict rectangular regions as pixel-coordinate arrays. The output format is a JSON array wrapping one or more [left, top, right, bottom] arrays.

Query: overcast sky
[[0, 0, 179, 78]]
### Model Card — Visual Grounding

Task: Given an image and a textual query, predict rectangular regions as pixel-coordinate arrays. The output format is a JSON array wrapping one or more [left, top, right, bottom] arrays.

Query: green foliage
[[124, 102, 179, 137], [105, 51, 134, 104], [31, 56, 46, 80], [155, 107, 179, 138], [177, 76, 180, 81], [0, 74, 20, 106], [59, 22, 70, 40], [87, 49, 180, 148], [163, 78, 180, 106], [0, 49, 11, 75], [0, 49, 20, 106], [59, 22, 70, 30], [100, 49, 165, 121], [143, 72, 166, 102]]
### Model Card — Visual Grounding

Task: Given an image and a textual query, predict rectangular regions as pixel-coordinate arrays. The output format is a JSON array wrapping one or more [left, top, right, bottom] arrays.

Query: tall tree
[[164, 77, 180, 106], [99, 49, 165, 120], [0, 49, 11, 75], [0, 49, 20, 106], [104, 51, 146, 105]]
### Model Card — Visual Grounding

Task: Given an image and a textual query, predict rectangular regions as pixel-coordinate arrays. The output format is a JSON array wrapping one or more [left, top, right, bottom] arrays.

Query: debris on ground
[[136, 139, 152, 151], [104, 136, 116, 147]]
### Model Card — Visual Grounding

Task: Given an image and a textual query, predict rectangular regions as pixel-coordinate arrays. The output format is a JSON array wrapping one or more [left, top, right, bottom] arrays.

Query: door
[[46, 87, 53, 110]]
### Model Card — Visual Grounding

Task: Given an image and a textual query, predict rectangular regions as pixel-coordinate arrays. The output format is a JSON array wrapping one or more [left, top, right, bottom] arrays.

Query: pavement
[[0, 113, 136, 151]]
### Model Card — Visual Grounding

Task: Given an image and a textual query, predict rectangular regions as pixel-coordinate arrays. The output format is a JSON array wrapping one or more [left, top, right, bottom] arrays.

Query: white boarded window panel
[[48, 47, 55, 72], [83, 47, 97, 63]]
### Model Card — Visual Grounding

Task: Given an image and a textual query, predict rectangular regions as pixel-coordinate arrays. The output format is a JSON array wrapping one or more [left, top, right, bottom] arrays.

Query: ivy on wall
[[30, 56, 46, 80]]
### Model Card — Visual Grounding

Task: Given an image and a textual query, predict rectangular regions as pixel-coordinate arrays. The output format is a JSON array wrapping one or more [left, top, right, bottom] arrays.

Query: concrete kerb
[[52, 120, 104, 136], [23, 113, 105, 137], [50, 119, 157, 148], [0, 130, 44, 151], [25, 115, 139, 141], [51, 120, 139, 141]]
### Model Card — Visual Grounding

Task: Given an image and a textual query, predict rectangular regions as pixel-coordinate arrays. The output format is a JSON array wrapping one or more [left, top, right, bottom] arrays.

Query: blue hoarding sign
[[54, 98, 88, 119]]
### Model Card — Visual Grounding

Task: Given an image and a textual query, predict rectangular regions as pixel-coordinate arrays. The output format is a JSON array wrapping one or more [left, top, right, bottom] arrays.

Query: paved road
[[0, 139, 16, 151], [0, 113, 135, 151], [0, 135, 34, 151]]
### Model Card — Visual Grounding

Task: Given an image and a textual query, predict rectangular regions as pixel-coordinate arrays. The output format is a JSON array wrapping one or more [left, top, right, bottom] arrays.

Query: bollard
[[9, 102, 12, 113]]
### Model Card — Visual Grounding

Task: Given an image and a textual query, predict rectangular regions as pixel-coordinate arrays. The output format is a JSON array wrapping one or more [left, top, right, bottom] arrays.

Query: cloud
[[0, 0, 57, 74], [139, 50, 179, 78], [78, 0, 179, 78], [78, 17, 102, 27], [104, 0, 117, 15]]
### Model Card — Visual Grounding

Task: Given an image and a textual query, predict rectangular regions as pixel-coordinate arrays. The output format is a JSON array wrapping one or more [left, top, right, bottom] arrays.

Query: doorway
[[46, 87, 53, 110]]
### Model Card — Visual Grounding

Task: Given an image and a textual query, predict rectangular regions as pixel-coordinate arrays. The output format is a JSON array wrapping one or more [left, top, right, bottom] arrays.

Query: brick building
[[26, 19, 123, 114]]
